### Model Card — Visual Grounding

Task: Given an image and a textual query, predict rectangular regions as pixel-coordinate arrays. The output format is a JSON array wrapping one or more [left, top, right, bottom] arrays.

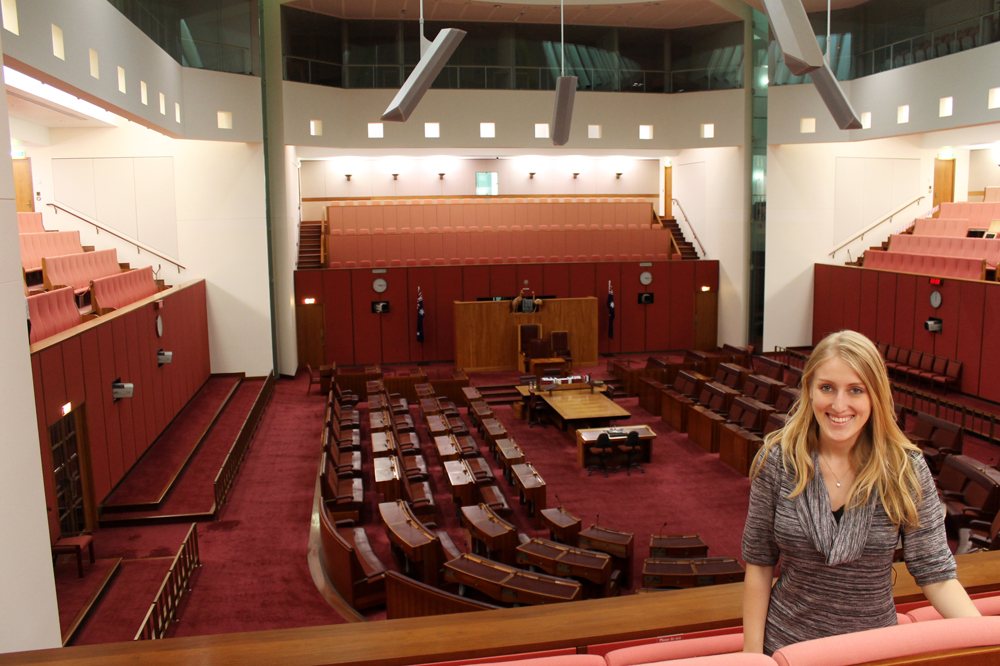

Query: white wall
[[671, 146, 748, 347], [969, 147, 1000, 193], [18, 119, 273, 376], [763, 136, 938, 351]]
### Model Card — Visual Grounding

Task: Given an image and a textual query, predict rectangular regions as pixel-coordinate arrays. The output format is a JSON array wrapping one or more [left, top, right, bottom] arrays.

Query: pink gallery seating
[[769, 616, 1000, 666], [27, 286, 82, 344], [862, 251, 984, 281], [91, 266, 158, 315], [20, 230, 83, 272], [938, 201, 1000, 225], [604, 632, 744, 666], [911, 218, 980, 237], [904, 591, 1000, 622], [412, 656, 605, 666], [42, 248, 121, 295], [887, 233, 1000, 269], [17, 211, 45, 233]]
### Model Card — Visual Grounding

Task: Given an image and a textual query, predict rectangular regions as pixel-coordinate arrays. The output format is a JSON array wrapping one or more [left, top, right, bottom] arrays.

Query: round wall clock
[[639, 271, 653, 286], [373, 278, 388, 293], [156, 315, 164, 337], [929, 290, 942, 309]]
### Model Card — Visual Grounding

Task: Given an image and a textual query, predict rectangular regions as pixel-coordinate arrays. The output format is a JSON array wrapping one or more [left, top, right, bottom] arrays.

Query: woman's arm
[[742, 564, 775, 653], [921, 578, 981, 618]]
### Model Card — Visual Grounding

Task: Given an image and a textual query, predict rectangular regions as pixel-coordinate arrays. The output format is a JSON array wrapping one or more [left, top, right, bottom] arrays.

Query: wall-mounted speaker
[[551, 76, 577, 146], [761, 0, 825, 75], [381, 28, 466, 122], [808, 62, 863, 130]]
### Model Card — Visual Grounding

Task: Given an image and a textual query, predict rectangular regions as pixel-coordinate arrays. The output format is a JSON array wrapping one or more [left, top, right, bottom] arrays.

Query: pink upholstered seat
[[640, 656, 775, 666], [27, 286, 82, 343], [17, 211, 45, 233], [771, 616, 1000, 666], [413, 655, 606, 666], [91, 266, 158, 314], [905, 592, 1000, 622], [605, 632, 744, 666], [20, 230, 83, 272], [42, 248, 120, 294]]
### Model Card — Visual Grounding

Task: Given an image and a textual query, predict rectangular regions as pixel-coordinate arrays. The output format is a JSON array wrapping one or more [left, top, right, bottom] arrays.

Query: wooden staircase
[[297, 222, 324, 269], [661, 217, 699, 260]]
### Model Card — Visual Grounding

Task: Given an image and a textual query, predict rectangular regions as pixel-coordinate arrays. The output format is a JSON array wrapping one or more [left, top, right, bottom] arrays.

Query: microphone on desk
[[555, 493, 562, 508], [659, 521, 668, 536], [595, 513, 600, 527]]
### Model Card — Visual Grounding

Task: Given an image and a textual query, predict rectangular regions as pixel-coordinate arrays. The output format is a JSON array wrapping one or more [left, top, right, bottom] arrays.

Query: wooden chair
[[307, 364, 321, 395], [518, 324, 541, 371], [52, 535, 95, 578], [551, 331, 572, 369]]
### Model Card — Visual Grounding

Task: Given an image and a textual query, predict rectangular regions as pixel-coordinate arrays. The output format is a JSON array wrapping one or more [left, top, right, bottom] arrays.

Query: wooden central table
[[574, 425, 657, 469], [516, 384, 630, 431]]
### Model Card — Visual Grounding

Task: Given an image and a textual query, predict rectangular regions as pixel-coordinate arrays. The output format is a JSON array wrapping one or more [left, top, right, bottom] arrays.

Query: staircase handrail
[[47, 202, 186, 272], [670, 198, 706, 259], [828, 195, 925, 259]]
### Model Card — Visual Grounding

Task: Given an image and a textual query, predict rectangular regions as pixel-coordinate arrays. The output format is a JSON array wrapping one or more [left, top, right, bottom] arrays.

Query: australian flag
[[416, 286, 425, 343], [607, 281, 615, 339]]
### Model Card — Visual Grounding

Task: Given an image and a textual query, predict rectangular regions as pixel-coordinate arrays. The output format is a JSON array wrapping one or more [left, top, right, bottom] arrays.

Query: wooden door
[[663, 165, 672, 216], [296, 304, 326, 371], [693, 290, 718, 351], [13, 157, 34, 212], [932, 158, 955, 213]]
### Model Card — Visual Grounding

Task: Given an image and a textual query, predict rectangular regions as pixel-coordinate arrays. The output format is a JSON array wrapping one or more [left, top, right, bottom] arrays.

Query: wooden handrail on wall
[[47, 203, 186, 272], [304, 193, 660, 203], [828, 195, 925, 259], [134, 523, 200, 640]]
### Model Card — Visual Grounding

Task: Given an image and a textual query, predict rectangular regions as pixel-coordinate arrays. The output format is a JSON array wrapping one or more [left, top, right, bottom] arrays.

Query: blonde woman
[[742, 330, 980, 655]]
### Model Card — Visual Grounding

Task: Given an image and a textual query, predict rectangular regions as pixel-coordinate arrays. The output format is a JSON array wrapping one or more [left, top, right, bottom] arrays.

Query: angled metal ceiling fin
[[808, 61, 863, 130], [706, 0, 753, 21], [761, 0, 825, 75]]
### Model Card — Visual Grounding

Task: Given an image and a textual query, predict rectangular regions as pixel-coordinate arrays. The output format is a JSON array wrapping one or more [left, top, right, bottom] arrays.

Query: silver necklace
[[820, 453, 849, 488]]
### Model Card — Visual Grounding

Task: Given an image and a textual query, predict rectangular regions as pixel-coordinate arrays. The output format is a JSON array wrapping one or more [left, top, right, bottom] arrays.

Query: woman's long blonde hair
[[750, 330, 923, 528]]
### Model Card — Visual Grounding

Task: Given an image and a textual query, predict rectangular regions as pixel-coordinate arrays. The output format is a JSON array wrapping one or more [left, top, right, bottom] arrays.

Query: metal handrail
[[670, 198, 706, 259], [828, 195, 925, 258], [47, 203, 185, 272]]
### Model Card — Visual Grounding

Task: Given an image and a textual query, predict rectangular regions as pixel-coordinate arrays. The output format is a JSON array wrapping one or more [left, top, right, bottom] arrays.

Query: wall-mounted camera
[[638, 292, 654, 304], [112, 381, 134, 401], [372, 301, 390, 314], [157, 350, 173, 365], [924, 318, 942, 333]]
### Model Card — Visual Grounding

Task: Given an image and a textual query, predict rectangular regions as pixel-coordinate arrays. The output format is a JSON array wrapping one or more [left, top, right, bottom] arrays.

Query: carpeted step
[[69, 558, 173, 645]]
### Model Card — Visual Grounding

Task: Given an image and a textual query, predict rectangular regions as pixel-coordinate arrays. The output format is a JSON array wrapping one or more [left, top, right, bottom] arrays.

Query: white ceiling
[[6, 86, 113, 129], [285, 0, 871, 30]]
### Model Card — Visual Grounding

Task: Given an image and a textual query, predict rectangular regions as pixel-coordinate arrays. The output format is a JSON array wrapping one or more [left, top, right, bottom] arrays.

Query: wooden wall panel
[[669, 261, 694, 351], [379, 268, 410, 364], [136, 307, 158, 449], [294, 270, 324, 305], [841, 268, 861, 333], [619, 263, 646, 353], [517, 264, 545, 297], [96, 324, 125, 486], [31, 354, 60, 542], [80, 330, 111, 503], [542, 264, 570, 298], [351, 272, 382, 365], [490, 264, 518, 297], [930, 279, 960, 361], [462, 266, 490, 301], [123, 314, 149, 453], [111, 317, 137, 471], [695, 261, 719, 293], [406, 267, 438, 363], [435, 266, 463, 361], [958, 281, 986, 396], [812, 264, 831, 346], [858, 270, 879, 340], [38, 345, 66, 427], [893, 274, 917, 350], [569, 264, 596, 298], [875, 271, 896, 343], [595, 263, 622, 354], [323, 270, 355, 366], [911, 278, 936, 354], [978, 284, 1000, 402], [646, 262, 672, 350], [454, 298, 599, 371], [826, 266, 846, 334]]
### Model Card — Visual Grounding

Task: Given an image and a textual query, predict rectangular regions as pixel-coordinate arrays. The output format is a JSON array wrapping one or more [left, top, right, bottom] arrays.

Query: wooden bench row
[[878, 342, 962, 390], [862, 250, 985, 281]]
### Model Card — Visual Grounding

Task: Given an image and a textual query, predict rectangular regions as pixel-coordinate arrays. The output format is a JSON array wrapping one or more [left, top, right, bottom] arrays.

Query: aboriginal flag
[[416, 287, 425, 343], [607, 281, 615, 339]]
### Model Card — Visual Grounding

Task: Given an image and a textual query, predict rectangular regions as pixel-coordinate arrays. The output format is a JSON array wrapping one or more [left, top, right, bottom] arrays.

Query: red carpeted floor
[[102, 376, 241, 507], [102, 379, 266, 520], [166, 376, 346, 637], [54, 558, 119, 640], [70, 558, 173, 645], [90, 522, 199, 560]]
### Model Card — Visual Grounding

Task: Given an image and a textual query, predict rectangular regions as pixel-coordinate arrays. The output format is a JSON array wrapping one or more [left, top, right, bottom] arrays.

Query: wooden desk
[[470, 401, 494, 432], [426, 414, 451, 438], [530, 357, 567, 380], [371, 431, 392, 458], [540, 506, 582, 546], [649, 534, 708, 558], [369, 410, 391, 433], [379, 500, 444, 586], [374, 456, 403, 501], [575, 425, 656, 468], [444, 460, 477, 510], [642, 557, 746, 589], [495, 439, 525, 483], [516, 538, 616, 598], [511, 463, 547, 526], [460, 503, 519, 565], [461, 386, 482, 408], [443, 553, 582, 606], [418, 398, 441, 418], [433, 434, 463, 463], [482, 419, 508, 452], [577, 525, 634, 586]]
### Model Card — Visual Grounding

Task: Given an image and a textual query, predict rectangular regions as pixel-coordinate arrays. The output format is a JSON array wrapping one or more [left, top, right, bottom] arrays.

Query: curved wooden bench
[[318, 510, 386, 611]]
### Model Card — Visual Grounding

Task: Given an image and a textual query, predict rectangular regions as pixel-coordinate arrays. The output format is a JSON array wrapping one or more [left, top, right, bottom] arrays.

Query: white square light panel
[[639, 125, 653, 140], [310, 119, 322, 136], [218, 111, 233, 130], [51, 24, 64, 60], [897, 105, 909, 124], [939, 97, 953, 117], [701, 123, 715, 139], [588, 124, 602, 139], [424, 122, 440, 138], [480, 122, 495, 138], [535, 123, 549, 139], [368, 123, 384, 138], [800, 117, 816, 133], [2, 0, 19, 35], [990, 87, 1000, 110], [861, 112, 872, 129]]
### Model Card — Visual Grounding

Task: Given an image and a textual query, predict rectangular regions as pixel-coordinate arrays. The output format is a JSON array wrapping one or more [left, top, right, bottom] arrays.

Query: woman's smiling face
[[810, 355, 872, 451]]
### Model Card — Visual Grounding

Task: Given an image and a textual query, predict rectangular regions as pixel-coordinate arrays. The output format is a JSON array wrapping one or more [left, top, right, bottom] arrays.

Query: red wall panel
[[669, 261, 695, 351], [351, 271, 383, 365], [38, 345, 66, 426], [80, 329, 112, 503], [695, 260, 719, 293], [911, 279, 935, 354], [294, 270, 324, 305], [569, 263, 596, 297], [893, 274, 917, 351], [826, 267, 846, 334], [517, 264, 545, 296], [619, 264, 646, 353], [958, 281, 986, 396], [645, 262, 672, 350], [979, 284, 1000, 402], [323, 270, 355, 366], [875, 271, 896, 343], [490, 264, 518, 297], [136, 306, 158, 449], [124, 313, 149, 453], [812, 264, 831, 346], [406, 267, 438, 363], [97, 324, 125, 485], [929, 279, 959, 361], [31, 354, 60, 541], [462, 266, 490, 301], [542, 264, 570, 298], [858, 270, 879, 340], [111, 317, 137, 471], [841, 268, 861, 333], [435, 267, 464, 361], [379, 268, 410, 364], [595, 263, 622, 354]]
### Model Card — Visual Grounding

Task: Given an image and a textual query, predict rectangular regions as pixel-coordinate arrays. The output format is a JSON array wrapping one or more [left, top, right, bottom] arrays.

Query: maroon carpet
[[102, 376, 241, 507], [166, 375, 346, 637], [90, 523, 195, 560], [102, 379, 265, 520], [55, 558, 119, 639], [70, 558, 172, 645]]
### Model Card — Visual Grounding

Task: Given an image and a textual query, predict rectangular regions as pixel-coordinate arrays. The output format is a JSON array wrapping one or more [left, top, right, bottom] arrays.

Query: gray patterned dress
[[742, 447, 956, 655]]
